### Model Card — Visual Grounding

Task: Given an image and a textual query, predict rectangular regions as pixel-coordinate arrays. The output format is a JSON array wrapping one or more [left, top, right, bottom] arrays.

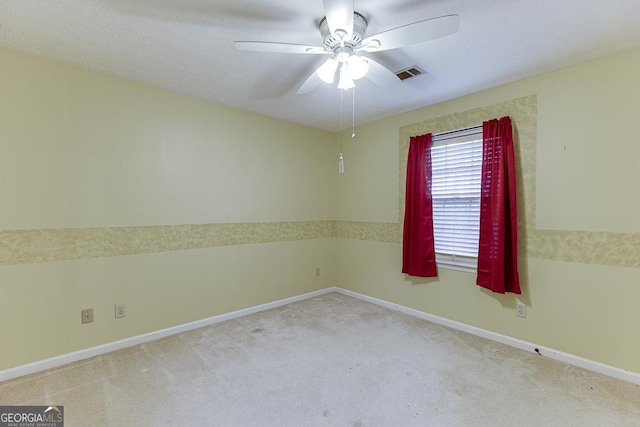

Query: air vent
[[395, 66, 427, 81]]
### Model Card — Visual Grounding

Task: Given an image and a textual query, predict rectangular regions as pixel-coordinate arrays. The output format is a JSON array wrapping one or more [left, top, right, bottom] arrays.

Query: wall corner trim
[[334, 288, 640, 386]]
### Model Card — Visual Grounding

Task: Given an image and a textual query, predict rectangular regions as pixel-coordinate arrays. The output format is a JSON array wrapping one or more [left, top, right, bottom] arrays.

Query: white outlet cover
[[516, 301, 526, 318], [115, 304, 126, 319]]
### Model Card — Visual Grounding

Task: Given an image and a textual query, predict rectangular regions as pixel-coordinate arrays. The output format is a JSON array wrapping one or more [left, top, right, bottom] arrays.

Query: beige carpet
[[1, 292, 639, 426]]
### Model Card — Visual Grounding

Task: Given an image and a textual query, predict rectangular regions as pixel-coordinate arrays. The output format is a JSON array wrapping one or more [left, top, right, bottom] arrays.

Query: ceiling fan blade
[[363, 57, 400, 86], [234, 41, 328, 54], [297, 71, 323, 95], [361, 14, 459, 53], [322, 0, 354, 37]]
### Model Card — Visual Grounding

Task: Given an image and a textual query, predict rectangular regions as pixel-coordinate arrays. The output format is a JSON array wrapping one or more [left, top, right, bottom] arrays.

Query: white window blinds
[[431, 128, 483, 262]]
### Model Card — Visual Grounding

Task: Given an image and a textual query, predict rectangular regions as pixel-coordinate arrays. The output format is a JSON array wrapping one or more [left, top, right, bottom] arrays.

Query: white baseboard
[[335, 287, 640, 386], [3, 285, 639, 387], [0, 288, 335, 383]]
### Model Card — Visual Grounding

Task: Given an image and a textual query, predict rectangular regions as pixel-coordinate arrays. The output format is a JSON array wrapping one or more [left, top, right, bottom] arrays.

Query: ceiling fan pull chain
[[340, 88, 344, 141], [339, 89, 345, 174], [352, 87, 356, 138]]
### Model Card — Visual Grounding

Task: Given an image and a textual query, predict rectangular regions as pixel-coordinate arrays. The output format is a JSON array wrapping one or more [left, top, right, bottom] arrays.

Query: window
[[431, 126, 482, 271]]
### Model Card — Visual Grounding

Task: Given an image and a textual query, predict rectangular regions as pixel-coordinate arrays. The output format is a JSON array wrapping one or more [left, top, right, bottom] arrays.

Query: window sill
[[436, 256, 477, 274]]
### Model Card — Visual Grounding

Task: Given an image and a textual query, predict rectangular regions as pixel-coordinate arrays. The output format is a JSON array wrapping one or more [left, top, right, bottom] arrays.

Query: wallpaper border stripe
[[0, 221, 334, 265]]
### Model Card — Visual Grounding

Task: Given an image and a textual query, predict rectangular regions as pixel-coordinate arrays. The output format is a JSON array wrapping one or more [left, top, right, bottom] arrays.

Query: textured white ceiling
[[1, 0, 640, 132]]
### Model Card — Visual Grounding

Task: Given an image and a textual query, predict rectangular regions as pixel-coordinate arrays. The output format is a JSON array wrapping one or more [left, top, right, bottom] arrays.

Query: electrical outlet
[[114, 303, 126, 319], [516, 301, 526, 318], [81, 308, 94, 324], [315, 267, 320, 277]]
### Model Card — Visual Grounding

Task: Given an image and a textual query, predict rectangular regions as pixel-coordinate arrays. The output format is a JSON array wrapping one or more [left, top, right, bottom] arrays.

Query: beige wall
[[2, 43, 639, 376], [0, 47, 336, 370], [335, 47, 640, 373]]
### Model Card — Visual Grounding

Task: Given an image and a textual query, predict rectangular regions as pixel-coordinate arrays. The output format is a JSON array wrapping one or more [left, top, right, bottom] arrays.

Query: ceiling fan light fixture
[[317, 58, 338, 83], [335, 50, 350, 63], [337, 64, 355, 90], [347, 55, 369, 80]]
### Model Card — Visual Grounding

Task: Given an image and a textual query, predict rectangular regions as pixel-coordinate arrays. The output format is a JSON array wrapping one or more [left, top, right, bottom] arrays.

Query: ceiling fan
[[234, 0, 459, 94]]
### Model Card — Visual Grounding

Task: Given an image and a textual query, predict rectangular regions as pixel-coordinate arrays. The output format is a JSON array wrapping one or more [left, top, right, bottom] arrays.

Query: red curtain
[[402, 134, 438, 277], [476, 117, 521, 294]]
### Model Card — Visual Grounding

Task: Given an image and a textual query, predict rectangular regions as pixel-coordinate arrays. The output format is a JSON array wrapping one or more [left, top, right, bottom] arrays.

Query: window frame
[[431, 125, 483, 273]]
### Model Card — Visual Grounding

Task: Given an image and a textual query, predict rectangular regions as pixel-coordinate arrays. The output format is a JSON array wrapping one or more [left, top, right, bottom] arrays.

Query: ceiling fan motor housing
[[320, 12, 367, 53]]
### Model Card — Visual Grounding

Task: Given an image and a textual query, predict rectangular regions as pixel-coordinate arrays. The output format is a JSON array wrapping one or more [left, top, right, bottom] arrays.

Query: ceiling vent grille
[[395, 66, 427, 81]]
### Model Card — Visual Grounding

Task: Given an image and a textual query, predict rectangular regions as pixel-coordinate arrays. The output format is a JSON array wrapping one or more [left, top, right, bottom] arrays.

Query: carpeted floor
[[1, 292, 639, 426]]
